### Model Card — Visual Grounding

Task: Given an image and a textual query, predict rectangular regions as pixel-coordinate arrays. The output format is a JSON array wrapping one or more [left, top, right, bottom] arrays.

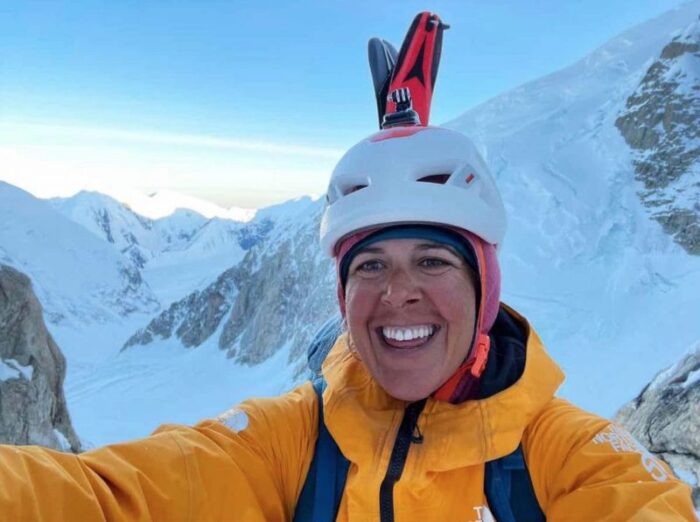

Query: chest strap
[[293, 378, 350, 522], [293, 378, 545, 522]]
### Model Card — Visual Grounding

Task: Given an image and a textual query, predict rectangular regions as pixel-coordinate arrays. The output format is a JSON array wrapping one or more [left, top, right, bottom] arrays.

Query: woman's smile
[[379, 324, 437, 346]]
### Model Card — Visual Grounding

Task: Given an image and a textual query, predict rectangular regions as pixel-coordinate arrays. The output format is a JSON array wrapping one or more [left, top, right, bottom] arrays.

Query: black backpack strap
[[485, 444, 545, 522], [293, 378, 350, 522]]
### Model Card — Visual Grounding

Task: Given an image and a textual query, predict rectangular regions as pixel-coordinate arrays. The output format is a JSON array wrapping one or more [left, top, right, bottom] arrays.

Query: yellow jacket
[[0, 311, 695, 521]]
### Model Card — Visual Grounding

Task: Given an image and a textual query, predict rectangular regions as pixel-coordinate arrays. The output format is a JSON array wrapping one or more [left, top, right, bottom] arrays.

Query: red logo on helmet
[[369, 126, 428, 142]]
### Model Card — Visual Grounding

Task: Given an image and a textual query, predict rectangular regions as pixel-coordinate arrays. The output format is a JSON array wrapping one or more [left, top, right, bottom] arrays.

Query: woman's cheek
[[344, 281, 368, 325], [346, 278, 374, 308]]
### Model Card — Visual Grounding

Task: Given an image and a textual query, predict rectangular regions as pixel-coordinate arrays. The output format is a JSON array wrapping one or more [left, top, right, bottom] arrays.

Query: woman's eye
[[419, 258, 450, 269], [356, 260, 384, 273]]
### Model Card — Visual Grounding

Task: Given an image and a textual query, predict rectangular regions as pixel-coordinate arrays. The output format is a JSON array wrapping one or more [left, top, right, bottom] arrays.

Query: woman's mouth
[[378, 324, 439, 349]]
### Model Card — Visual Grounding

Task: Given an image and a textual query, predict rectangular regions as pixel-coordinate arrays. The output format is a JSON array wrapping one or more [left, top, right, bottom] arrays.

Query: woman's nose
[[380, 269, 421, 308]]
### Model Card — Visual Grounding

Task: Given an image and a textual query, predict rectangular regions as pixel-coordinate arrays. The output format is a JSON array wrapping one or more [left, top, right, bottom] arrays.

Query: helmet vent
[[343, 184, 369, 196], [417, 174, 450, 184]]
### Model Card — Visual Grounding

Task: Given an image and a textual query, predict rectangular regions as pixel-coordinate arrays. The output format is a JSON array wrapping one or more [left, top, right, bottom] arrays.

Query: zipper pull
[[411, 422, 424, 444], [407, 399, 426, 444]]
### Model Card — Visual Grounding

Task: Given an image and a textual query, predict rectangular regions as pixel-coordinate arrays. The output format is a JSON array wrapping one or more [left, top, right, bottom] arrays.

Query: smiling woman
[[344, 235, 478, 401], [0, 107, 696, 522], [0, 10, 697, 522]]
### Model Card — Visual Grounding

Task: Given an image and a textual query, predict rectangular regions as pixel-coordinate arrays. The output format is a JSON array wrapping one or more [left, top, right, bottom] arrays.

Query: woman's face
[[345, 238, 477, 401]]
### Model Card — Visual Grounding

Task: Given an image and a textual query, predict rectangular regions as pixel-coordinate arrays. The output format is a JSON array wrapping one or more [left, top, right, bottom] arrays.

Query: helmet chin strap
[[432, 238, 491, 402]]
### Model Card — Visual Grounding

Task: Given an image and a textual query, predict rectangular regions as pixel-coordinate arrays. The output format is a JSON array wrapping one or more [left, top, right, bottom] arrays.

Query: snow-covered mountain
[[444, 2, 700, 417], [50, 190, 274, 304], [0, 182, 159, 324], [616, 341, 700, 506], [103, 188, 256, 221], [64, 196, 326, 444], [50, 191, 176, 268], [616, 18, 700, 255], [3, 2, 700, 449], [124, 197, 336, 376]]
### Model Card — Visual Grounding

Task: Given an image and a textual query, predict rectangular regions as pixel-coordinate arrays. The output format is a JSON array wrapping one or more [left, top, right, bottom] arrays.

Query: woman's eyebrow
[[354, 246, 385, 255], [415, 243, 460, 256]]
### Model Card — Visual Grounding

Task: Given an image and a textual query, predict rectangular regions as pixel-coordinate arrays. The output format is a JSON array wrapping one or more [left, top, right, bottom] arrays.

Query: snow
[[62, 325, 297, 447], [50, 190, 252, 305], [52, 429, 72, 451], [683, 368, 700, 389], [0, 183, 159, 324], [252, 195, 318, 225], [228, 206, 257, 222], [50, 191, 161, 256], [0, 359, 33, 381], [673, 466, 698, 487], [649, 341, 700, 390], [444, 0, 700, 418], [142, 256, 236, 305]]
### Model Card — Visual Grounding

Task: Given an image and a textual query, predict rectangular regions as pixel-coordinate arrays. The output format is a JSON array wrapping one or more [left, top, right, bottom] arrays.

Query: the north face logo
[[592, 424, 669, 482], [468, 505, 495, 522]]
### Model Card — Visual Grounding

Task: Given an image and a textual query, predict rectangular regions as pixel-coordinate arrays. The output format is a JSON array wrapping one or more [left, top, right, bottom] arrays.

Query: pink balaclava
[[334, 225, 501, 403]]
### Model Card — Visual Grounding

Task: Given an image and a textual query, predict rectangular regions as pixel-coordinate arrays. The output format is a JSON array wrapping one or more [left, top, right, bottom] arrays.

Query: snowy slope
[[616, 18, 700, 254], [445, 1, 700, 416], [65, 334, 298, 447], [65, 197, 330, 446], [123, 196, 332, 359], [50, 191, 165, 268], [151, 195, 318, 283], [0, 182, 159, 325], [50, 191, 273, 304], [50, 191, 226, 262]]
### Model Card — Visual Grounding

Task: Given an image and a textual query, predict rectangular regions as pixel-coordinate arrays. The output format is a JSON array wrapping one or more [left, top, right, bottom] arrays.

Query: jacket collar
[[321, 305, 564, 470]]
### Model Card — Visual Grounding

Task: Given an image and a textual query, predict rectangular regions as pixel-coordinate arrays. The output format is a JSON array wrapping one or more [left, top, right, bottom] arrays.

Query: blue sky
[[0, 0, 689, 208]]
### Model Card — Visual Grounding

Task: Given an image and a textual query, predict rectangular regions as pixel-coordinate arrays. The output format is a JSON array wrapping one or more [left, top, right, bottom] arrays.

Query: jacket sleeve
[[523, 398, 696, 521], [0, 383, 317, 522]]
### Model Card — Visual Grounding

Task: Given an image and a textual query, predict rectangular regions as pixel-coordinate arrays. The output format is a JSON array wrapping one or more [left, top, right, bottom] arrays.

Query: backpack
[[293, 316, 546, 522]]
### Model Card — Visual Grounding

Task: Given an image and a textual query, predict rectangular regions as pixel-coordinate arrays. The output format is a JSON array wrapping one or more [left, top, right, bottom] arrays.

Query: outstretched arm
[[0, 383, 317, 522], [525, 398, 695, 521]]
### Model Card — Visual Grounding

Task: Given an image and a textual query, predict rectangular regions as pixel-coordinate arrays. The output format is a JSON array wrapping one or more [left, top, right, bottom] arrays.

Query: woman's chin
[[379, 377, 435, 402]]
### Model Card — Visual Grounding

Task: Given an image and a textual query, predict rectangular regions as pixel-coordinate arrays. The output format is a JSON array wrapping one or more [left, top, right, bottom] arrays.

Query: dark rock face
[[615, 20, 700, 255], [218, 209, 336, 367], [0, 265, 81, 451], [615, 344, 700, 508], [124, 203, 337, 373], [123, 266, 242, 349]]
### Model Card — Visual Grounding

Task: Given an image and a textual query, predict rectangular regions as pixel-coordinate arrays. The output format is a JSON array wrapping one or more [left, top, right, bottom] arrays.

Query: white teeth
[[382, 325, 435, 342]]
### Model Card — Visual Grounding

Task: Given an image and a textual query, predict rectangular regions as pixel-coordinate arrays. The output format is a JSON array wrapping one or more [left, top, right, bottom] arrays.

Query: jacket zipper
[[379, 399, 427, 522]]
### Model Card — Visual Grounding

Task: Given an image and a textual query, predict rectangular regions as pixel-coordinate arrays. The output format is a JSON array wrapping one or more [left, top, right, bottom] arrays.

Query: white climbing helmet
[[319, 125, 507, 256]]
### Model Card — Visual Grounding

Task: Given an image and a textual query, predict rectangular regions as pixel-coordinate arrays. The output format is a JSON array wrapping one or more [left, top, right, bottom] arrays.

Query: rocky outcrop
[[0, 265, 81, 451], [615, 19, 700, 254], [218, 209, 336, 367], [124, 201, 337, 373], [615, 342, 700, 507], [123, 266, 242, 349]]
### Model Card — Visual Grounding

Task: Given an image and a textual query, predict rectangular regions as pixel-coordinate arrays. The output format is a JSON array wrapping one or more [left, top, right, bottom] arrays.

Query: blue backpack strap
[[485, 443, 545, 522], [293, 377, 350, 522], [307, 315, 344, 378]]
